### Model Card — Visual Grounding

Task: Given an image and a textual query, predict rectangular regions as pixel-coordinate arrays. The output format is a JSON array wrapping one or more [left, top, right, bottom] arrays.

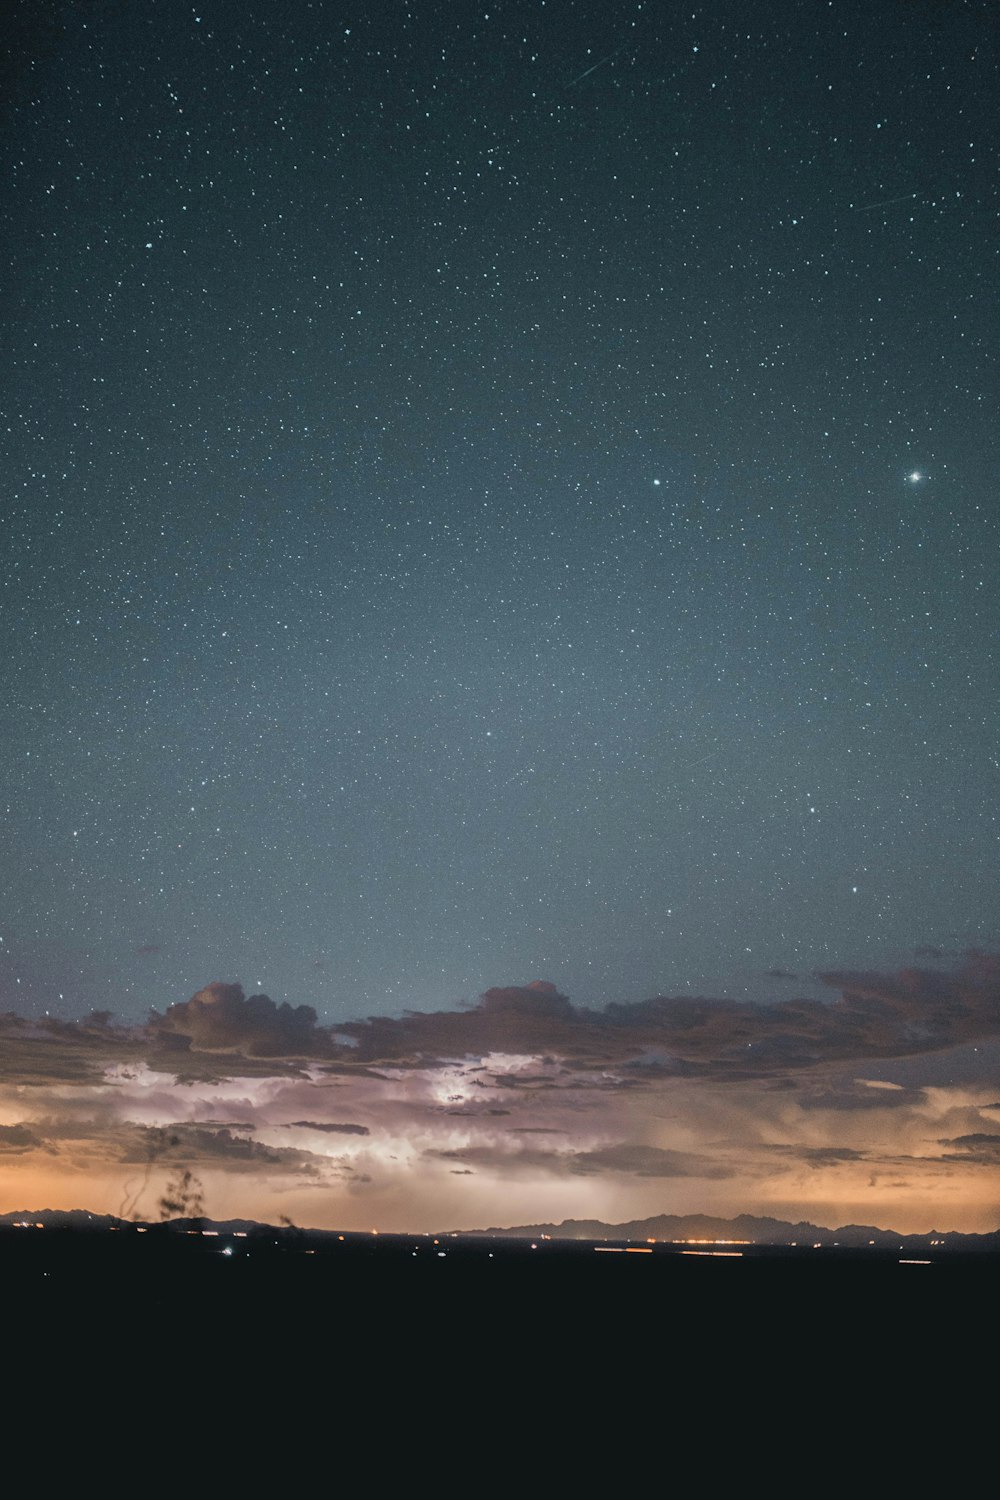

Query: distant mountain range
[[3, 1206, 999, 1252], [0, 1208, 266, 1234], [458, 1211, 1000, 1252]]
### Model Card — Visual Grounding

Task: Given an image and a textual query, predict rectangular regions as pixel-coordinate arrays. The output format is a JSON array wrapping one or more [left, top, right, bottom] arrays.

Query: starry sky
[[2, 0, 999, 1234]]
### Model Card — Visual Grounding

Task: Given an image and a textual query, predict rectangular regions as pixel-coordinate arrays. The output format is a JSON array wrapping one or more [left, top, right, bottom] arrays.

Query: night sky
[[2, 0, 999, 1234]]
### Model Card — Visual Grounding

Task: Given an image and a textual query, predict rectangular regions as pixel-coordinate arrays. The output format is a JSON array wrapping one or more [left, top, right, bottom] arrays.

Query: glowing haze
[[2, 959, 999, 1234]]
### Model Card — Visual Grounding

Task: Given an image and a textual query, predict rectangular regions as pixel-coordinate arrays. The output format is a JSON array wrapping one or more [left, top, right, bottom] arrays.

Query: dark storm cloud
[[340, 982, 577, 1066], [762, 1144, 868, 1166], [119, 1124, 324, 1177], [151, 982, 336, 1060], [796, 1083, 926, 1111], [569, 1144, 735, 1179], [3, 955, 999, 1095], [280, 1120, 370, 1136], [485, 1067, 640, 1093], [0, 1009, 145, 1085], [937, 1133, 1000, 1164], [339, 956, 1000, 1079], [427, 1144, 577, 1174], [428, 1141, 732, 1180], [0, 1123, 43, 1152], [441, 1107, 511, 1117]]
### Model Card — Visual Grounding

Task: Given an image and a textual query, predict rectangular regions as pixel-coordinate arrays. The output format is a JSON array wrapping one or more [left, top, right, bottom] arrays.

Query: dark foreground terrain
[[5, 1221, 994, 1454], [5, 1219, 995, 1338]]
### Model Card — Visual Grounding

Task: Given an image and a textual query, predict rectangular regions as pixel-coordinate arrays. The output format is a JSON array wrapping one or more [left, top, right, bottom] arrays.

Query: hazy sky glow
[[2, 1, 998, 1233]]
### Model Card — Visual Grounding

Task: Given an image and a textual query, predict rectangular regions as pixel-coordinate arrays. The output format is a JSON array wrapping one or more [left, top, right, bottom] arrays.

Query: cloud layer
[[1, 955, 999, 1233]]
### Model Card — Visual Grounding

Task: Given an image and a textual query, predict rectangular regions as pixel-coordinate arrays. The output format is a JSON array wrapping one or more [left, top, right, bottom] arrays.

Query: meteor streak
[[854, 192, 920, 211]]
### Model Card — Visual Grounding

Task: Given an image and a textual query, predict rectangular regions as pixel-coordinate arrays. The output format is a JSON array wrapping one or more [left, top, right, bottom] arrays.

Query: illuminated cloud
[[0, 956, 998, 1233], [151, 982, 335, 1059]]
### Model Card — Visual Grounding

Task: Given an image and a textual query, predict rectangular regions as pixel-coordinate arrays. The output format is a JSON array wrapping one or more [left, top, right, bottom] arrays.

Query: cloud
[[427, 1140, 733, 1181], [10, 955, 996, 1095], [762, 1144, 869, 1167], [0, 1010, 146, 1086], [1, 954, 999, 1235], [151, 982, 335, 1061], [339, 956, 1000, 1079], [427, 1143, 575, 1175], [441, 1107, 511, 1117], [568, 1144, 735, 1179], [118, 1124, 326, 1176], [936, 1132, 1000, 1164], [796, 1083, 927, 1112], [0, 1124, 43, 1153], [341, 982, 576, 1066]]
